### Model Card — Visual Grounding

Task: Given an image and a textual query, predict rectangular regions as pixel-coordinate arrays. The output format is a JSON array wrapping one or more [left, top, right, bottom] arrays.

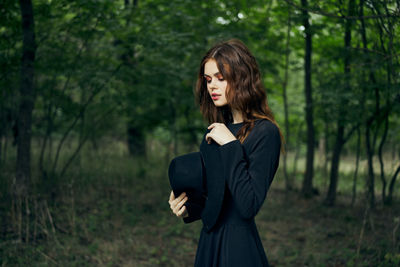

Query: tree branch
[[283, 0, 400, 20]]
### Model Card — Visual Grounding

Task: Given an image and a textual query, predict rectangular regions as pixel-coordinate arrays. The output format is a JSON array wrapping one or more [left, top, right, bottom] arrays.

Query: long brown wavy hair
[[195, 39, 285, 152]]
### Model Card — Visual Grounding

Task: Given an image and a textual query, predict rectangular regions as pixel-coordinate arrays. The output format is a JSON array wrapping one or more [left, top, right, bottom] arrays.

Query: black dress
[[184, 119, 281, 267]]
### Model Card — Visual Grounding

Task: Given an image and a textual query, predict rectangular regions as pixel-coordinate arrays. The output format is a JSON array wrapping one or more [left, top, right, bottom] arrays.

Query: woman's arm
[[219, 121, 281, 219]]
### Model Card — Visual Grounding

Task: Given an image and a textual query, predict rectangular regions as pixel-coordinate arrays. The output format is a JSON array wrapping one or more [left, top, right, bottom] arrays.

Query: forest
[[1, 0, 400, 266]]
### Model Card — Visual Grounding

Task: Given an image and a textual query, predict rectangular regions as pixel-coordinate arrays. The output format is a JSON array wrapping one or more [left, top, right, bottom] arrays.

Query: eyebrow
[[204, 72, 222, 77]]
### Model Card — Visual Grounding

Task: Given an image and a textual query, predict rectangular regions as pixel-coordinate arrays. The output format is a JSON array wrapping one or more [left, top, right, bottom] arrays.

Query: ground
[[1, 145, 399, 266]]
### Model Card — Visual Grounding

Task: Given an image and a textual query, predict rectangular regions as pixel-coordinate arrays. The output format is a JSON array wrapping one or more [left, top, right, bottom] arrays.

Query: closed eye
[[204, 74, 225, 83], [216, 74, 224, 81]]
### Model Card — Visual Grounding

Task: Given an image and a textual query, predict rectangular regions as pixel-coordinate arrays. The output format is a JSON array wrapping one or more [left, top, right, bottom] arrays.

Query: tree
[[15, 0, 36, 242], [301, 0, 315, 198], [325, 0, 357, 206]]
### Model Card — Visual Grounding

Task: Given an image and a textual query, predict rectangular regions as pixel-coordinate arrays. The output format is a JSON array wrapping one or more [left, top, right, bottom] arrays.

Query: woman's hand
[[205, 123, 237, 146], [169, 191, 189, 218]]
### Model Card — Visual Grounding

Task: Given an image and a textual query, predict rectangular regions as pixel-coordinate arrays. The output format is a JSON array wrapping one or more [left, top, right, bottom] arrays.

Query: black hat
[[168, 139, 227, 233], [168, 152, 205, 202]]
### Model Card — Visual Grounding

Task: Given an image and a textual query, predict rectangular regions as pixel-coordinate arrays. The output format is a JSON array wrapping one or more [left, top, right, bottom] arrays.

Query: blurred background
[[1, 0, 400, 266]]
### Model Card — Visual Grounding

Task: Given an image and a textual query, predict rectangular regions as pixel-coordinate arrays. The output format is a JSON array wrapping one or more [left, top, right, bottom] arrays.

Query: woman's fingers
[[173, 192, 186, 205], [206, 123, 219, 143], [173, 196, 188, 214], [168, 191, 189, 217], [170, 191, 184, 205], [205, 123, 236, 146], [207, 122, 222, 129], [177, 205, 188, 217], [169, 190, 175, 203], [207, 123, 216, 130], [205, 123, 221, 144], [169, 191, 188, 216], [205, 133, 213, 144]]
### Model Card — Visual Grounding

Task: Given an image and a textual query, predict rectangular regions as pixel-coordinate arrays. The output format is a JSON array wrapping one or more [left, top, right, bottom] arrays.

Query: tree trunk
[[325, 124, 344, 206], [39, 103, 53, 176], [292, 122, 302, 178], [3, 135, 8, 166], [127, 125, 146, 157], [317, 136, 325, 169], [365, 119, 375, 209], [325, 0, 355, 206], [351, 127, 361, 206], [15, 0, 36, 197], [323, 122, 330, 178], [360, 0, 376, 209], [376, 0, 395, 205], [301, 0, 315, 198], [15, 0, 36, 242], [0, 135, 2, 167], [387, 163, 400, 205], [378, 116, 388, 203], [282, 4, 292, 191]]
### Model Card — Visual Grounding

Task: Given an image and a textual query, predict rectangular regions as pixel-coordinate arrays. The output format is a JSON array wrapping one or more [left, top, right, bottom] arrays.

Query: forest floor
[[1, 146, 400, 266]]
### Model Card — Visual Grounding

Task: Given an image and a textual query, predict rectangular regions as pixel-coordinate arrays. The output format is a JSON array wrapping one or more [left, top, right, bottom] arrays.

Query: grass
[[0, 138, 399, 266]]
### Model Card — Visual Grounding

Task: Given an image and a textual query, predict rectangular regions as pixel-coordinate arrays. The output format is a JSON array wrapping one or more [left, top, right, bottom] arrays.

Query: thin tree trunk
[[360, 0, 377, 209], [282, 4, 292, 191], [317, 136, 325, 170], [127, 125, 146, 156], [3, 135, 8, 166], [378, 116, 389, 202], [387, 163, 400, 205], [365, 119, 375, 209], [0, 135, 2, 166], [323, 122, 329, 178], [172, 103, 178, 156], [351, 127, 361, 206], [39, 106, 53, 176], [301, 0, 315, 198], [325, 123, 344, 206], [292, 122, 302, 178], [325, 0, 355, 206], [376, 0, 395, 205]]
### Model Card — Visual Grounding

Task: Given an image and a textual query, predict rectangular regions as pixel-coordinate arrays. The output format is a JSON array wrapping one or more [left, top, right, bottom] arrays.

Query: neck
[[232, 109, 243, 124]]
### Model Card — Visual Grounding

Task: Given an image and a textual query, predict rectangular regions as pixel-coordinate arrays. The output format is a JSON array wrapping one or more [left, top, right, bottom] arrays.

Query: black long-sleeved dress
[[183, 119, 281, 267]]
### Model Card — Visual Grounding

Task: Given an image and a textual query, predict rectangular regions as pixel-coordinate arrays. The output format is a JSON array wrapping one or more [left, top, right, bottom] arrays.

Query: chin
[[213, 102, 228, 107]]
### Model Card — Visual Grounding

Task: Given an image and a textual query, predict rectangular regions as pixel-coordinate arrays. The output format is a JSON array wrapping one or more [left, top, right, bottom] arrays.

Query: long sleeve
[[219, 121, 281, 219], [183, 199, 205, 223]]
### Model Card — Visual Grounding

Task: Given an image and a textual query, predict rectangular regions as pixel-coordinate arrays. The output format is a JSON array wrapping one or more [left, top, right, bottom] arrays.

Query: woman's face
[[204, 59, 228, 107]]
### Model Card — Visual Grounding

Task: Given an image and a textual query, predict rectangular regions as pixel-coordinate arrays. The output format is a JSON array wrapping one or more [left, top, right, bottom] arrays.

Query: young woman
[[168, 39, 283, 267]]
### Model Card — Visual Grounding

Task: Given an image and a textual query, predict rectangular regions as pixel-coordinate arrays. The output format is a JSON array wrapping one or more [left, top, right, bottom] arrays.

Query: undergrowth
[[0, 140, 399, 266]]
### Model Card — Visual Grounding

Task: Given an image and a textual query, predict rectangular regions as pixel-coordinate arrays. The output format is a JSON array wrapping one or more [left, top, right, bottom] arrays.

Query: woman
[[168, 39, 283, 267]]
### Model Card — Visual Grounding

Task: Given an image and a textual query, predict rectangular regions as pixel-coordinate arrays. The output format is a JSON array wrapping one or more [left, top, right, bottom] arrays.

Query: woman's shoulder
[[244, 119, 281, 153], [253, 119, 280, 137], [245, 119, 280, 147]]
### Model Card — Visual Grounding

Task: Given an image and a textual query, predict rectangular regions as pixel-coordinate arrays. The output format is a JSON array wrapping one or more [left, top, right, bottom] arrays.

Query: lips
[[211, 93, 221, 100]]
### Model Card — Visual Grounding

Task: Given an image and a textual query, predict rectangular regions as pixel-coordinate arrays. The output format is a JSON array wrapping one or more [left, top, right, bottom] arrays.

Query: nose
[[209, 78, 218, 89]]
